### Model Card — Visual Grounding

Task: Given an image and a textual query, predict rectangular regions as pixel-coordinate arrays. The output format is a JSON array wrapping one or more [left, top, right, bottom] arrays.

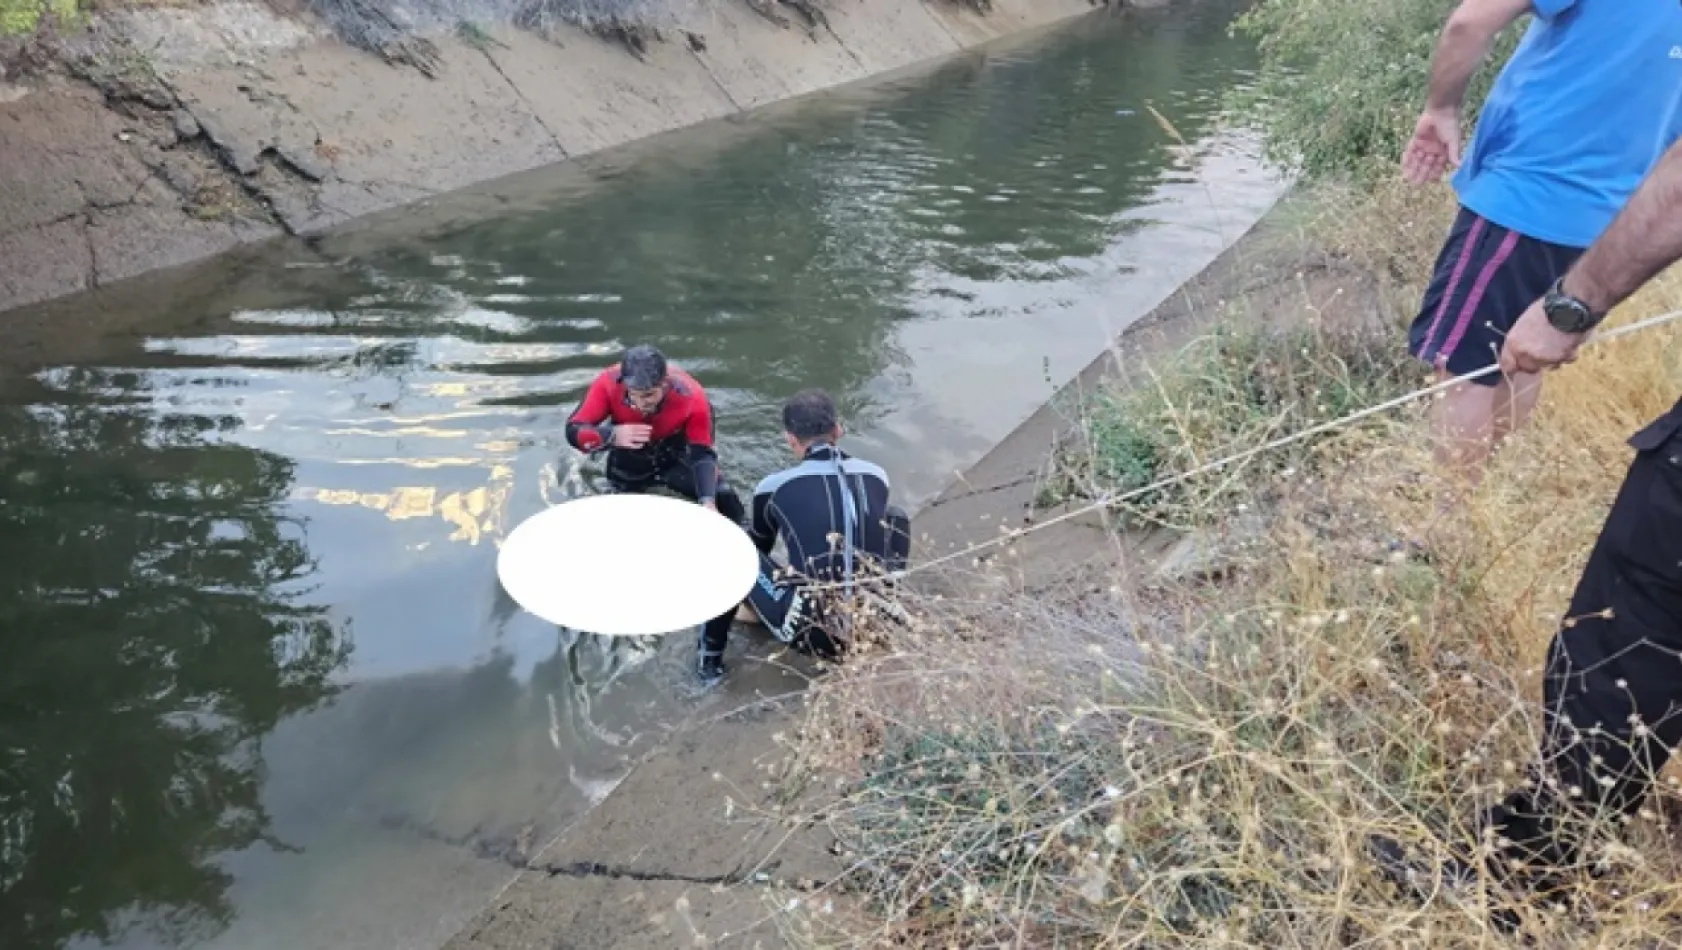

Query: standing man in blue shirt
[[1402, 0, 1682, 483], [1374, 129, 1682, 933]]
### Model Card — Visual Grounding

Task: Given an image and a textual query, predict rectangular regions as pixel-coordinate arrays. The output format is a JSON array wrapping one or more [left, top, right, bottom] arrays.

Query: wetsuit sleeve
[[685, 398, 720, 503], [564, 376, 616, 454], [747, 484, 777, 554]]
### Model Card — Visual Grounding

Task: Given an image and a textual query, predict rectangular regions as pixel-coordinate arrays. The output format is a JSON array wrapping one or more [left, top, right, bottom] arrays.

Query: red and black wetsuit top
[[564, 366, 722, 502]]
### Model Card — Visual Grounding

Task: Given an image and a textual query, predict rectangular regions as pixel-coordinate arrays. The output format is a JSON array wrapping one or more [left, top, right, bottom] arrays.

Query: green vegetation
[[792, 209, 1682, 942], [1, 0, 79, 36], [1039, 319, 1416, 528], [1227, 0, 1523, 182]]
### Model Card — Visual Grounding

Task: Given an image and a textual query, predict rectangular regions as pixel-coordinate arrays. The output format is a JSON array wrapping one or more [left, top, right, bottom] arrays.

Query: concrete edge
[[0, 0, 1114, 316]]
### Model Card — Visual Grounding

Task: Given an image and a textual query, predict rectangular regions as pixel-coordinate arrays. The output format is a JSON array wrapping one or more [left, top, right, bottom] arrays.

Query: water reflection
[[0, 371, 352, 949], [0, 1, 1279, 947]]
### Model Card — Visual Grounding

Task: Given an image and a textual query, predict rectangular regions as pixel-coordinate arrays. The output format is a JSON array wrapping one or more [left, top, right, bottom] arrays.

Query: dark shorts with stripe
[[1408, 205, 1584, 386]]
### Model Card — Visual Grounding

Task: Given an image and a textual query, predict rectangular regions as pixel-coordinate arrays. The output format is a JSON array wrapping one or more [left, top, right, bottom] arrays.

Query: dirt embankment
[[0, 0, 1105, 315]]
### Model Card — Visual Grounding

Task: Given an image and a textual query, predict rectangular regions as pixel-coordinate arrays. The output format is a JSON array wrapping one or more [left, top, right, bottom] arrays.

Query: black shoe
[[697, 652, 725, 687]]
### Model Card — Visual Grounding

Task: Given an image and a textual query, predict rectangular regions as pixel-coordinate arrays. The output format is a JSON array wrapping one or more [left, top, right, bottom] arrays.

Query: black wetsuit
[[703, 442, 910, 660]]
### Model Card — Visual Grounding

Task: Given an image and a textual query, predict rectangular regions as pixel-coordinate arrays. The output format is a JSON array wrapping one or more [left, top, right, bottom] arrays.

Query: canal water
[[0, 3, 1284, 948]]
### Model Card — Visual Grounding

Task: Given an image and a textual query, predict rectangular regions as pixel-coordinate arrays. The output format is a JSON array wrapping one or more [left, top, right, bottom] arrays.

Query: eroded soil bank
[[0, 0, 1105, 314]]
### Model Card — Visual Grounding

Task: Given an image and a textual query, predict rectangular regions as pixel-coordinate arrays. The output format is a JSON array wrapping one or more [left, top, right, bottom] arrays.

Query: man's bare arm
[[1500, 134, 1682, 376], [1423, 0, 1533, 114], [1564, 138, 1682, 316]]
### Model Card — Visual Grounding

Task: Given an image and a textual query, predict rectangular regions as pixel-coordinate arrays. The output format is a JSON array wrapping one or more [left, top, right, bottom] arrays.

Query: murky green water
[[0, 4, 1282, 948]]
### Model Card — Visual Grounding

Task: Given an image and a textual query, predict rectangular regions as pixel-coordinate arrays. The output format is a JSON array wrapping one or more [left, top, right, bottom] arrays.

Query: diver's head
[[617, 345, 669, 415], [781, 389, 842, 459]]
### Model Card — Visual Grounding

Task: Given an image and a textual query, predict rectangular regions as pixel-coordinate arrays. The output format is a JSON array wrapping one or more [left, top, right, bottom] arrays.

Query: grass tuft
[[1039, 317, 1418, 531]]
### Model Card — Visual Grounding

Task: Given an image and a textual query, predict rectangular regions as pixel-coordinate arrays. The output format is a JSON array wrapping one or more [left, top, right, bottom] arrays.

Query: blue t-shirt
[[1455, 0, 1682, 249]]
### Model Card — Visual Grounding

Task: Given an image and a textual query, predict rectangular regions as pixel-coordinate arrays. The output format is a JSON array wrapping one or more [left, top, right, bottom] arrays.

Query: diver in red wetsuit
[[564, 344, 748, 685]]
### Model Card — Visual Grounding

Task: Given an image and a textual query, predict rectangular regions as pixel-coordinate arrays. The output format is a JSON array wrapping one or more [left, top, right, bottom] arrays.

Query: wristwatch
[[1542, 276, 1603, 334]]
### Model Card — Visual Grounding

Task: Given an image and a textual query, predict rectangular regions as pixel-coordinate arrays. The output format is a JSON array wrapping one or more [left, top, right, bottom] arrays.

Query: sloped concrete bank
[[0, 0, 1105, 315]]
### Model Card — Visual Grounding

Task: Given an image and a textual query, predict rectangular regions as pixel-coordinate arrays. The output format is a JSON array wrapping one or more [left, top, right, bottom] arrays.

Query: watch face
[[1546, 296, 1590, 333]]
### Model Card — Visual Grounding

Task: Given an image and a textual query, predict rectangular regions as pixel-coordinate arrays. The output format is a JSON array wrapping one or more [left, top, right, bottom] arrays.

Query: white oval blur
[[497, 493, 760, 637]]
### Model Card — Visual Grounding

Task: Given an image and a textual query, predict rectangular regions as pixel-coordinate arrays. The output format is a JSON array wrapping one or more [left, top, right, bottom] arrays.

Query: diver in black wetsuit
[[698, 389, 910, 682]]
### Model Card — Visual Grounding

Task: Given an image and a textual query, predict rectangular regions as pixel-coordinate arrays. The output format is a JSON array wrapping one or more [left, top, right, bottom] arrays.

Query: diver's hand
[[612, 424, 652, 449], [701, 498, 717, 512]]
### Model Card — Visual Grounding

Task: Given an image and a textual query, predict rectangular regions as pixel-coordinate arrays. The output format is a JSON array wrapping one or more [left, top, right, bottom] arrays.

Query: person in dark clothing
[[563, 344, 748, 682], [1371, 132, 1682, 919], [698, 390, 910, 682]]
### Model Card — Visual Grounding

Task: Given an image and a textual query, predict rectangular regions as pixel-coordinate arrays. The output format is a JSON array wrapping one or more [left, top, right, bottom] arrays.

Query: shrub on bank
[[796, 482, 1682, 946], [1038, 317, 1416, 530], [1227, 0, 1523, 182], [0, 0, 78, 36]]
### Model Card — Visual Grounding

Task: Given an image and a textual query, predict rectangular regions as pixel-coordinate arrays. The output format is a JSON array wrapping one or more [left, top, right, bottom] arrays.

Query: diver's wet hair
[[783, 389, 838, 442], [618, 344, 667, 390]]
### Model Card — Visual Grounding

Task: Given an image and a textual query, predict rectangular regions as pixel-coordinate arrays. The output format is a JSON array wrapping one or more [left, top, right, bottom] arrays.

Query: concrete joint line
[[475, 45, 568, 157], [688, 45, 744, 113], [535, 859, 826, 890]]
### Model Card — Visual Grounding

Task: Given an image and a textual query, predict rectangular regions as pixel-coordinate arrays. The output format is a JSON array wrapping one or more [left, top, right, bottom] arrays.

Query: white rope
[[808, 306, 1682, 593]]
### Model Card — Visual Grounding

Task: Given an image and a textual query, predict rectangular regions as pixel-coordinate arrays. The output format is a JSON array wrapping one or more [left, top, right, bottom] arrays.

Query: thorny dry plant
[[768, 208, 1682, 948]]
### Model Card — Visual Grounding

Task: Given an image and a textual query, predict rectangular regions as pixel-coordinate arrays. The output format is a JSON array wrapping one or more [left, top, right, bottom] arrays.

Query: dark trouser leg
[[745, 552, 843, 661], [883, 504, 911, 574], [654, 461, 749, 664], [1483, 444, 1682, 881], [698, 611, 732, 659], [747, 551, 798, 638], [713, 482, 747, 529], [655, 460, 746, 527]]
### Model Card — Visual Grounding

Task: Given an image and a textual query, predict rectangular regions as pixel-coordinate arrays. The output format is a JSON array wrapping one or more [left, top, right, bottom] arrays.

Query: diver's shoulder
[[839, 455, 889, 487], [667, 366, 704, 397], [754, 464, 804, 496], [754, 453, 890, 495]]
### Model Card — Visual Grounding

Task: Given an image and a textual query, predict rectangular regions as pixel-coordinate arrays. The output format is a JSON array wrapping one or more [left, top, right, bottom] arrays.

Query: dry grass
[[779, 183, 1682, 948], [1036, 315, 1418, 533]]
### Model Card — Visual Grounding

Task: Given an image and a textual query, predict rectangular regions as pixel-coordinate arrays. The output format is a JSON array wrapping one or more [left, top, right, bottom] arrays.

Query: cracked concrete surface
[[0, 0, 1098, 315], [440, 694, 845, 949], [0, 80, 281, 307]]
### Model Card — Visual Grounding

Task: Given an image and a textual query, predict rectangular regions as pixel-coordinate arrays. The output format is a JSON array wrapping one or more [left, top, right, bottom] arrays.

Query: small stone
[[171, 109, 201, 141], [272, 145, 330, 183], [157, 158, 200, 196]]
